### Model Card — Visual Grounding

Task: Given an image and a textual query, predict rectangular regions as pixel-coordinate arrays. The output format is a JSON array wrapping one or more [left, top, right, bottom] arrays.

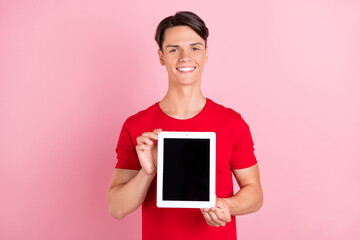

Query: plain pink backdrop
[[1, 0, 360, 239]]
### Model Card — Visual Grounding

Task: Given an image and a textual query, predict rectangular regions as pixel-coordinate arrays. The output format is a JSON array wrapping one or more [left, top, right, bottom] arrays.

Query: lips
[[176, 66, 196, 73]]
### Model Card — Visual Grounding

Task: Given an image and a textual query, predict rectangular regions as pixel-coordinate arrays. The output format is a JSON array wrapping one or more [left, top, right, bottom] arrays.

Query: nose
[[179, 50, 192, 62]]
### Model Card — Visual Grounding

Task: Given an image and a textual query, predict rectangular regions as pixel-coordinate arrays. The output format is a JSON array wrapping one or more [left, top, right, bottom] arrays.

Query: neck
[[159, 84, 206, 120]]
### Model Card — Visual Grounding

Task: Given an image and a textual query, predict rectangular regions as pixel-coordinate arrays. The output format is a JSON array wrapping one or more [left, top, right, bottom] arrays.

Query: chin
[[176, 78, 199, 85]]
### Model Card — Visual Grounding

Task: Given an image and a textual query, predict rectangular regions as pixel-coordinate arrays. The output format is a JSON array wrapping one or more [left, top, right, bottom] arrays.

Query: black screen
[[163, 138, 210, 201]]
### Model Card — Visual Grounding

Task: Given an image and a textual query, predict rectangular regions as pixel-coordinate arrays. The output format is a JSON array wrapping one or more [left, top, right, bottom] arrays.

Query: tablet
[[156, 131, 216, 208]]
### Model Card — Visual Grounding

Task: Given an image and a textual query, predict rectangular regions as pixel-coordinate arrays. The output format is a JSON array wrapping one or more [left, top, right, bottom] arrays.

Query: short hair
[[155, 11, 209, 51]]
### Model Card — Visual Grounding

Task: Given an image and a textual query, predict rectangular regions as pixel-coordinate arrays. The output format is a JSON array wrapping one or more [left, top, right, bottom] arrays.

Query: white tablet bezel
[[156, 131, 216, 208]]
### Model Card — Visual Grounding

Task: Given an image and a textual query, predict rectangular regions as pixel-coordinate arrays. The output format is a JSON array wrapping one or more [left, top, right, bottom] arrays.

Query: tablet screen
[[163, 138, 210, 201], [157, 131, 216, 208]]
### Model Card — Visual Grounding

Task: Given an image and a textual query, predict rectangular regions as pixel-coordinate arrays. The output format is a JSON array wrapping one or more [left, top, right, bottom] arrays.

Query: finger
[[202, 210, 221, 227], [214, 208, 231, 224], [201, 208, 210, 212], [208, 210, 227, 227], [200, 208, 222, 227], [142, 131, 160, 140], [135, 144, 150, 152], [136, 136, 155, 145], [214, 200, 232, 223], [212, 208, 225, 220], [214, 207, 231, 223], [201, 211, 218, 227]]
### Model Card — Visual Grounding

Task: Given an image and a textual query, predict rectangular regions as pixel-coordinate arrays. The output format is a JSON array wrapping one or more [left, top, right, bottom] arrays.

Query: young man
[[107, 11, 263, 240]]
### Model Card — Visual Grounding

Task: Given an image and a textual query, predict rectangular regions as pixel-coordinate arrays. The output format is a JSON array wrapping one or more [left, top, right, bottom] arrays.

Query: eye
[[169, 49, 177, 53], [192, 47, 199, 51]]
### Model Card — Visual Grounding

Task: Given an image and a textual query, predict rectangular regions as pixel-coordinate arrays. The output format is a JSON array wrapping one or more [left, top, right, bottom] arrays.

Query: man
[[107, 11, 263, 240]]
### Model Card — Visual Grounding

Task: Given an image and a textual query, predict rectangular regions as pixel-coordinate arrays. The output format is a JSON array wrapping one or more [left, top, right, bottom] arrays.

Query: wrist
[[221, 197, 233, 215], [139, 168, 156, 178]]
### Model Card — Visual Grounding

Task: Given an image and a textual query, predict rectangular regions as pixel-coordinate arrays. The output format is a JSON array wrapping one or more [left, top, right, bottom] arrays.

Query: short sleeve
[[114, 119, 141, 170], [230, 117, 257, 169]]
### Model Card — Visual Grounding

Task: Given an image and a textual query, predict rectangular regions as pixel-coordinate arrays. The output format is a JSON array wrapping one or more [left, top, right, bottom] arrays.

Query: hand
[[201, 198, 231, 227], [135, 129, 162, 175]]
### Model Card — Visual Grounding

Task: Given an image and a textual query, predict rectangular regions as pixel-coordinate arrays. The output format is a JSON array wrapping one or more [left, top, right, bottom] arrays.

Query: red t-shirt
[[115, 98, 257, 240]]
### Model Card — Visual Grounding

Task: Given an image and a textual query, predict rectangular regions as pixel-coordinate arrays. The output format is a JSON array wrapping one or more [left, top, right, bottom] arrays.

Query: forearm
[[107, 169, 155, 220], [224, 183, 263, 216]]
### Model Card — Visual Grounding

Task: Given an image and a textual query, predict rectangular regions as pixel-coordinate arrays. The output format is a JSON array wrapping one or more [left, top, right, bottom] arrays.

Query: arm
[[107, 168, 155, 220], [107, 129, 162, 220], [201, 164, 263, 227], [226, 164, 263, 215]]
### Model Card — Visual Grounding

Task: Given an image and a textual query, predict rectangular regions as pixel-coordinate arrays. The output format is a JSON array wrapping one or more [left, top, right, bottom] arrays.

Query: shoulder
[[207, 98, 246, 124], [123, 102, 158, 128]]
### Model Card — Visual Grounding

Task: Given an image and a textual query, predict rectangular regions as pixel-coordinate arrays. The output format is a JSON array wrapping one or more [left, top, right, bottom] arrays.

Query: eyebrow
[[165, 42, 204, 49]]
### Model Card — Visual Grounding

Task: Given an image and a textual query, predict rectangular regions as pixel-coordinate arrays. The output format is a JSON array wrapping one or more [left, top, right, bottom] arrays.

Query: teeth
[[177, 67, 195, 72]]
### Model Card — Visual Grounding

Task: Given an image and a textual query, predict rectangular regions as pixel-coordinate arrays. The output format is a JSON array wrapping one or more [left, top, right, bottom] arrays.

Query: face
[[158, 26, 208, 86]]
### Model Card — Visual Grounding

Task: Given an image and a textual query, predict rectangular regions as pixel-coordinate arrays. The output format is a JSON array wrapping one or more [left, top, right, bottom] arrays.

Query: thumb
[[153, 128, 162, 134]]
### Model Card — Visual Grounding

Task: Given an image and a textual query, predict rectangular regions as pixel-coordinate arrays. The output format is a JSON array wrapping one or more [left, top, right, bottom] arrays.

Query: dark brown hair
[[155, 11, 209, 51]]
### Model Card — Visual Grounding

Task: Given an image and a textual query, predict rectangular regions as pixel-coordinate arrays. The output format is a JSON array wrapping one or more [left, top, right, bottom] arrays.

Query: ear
[[158, 49, 165, 66], [205, 46, 209, 63]]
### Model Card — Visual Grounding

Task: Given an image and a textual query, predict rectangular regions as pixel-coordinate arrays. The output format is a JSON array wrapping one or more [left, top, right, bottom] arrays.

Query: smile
[[176, 67, 196, 72]]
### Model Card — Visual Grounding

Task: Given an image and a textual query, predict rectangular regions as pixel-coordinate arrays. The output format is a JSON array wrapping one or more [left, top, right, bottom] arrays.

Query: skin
[[107, 26, 263, 227]]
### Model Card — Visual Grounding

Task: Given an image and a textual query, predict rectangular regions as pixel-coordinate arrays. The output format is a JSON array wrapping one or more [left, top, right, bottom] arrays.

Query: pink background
[[1, 0, 360, 239]]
